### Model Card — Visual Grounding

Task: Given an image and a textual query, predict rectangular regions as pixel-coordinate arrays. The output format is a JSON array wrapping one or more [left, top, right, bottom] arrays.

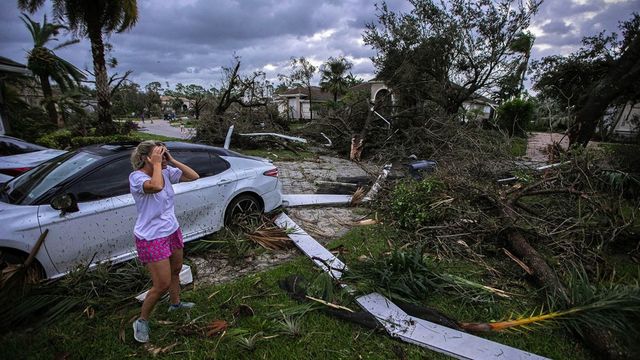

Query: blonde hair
[[131, 140, 164, 170]]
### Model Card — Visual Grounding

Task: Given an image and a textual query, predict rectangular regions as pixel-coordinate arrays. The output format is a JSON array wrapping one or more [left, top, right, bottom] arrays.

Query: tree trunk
[[39, 74, 59, 127], [307, 85, 313, 121], [88, 26, 115, 135], [569, 34, 640, 147]]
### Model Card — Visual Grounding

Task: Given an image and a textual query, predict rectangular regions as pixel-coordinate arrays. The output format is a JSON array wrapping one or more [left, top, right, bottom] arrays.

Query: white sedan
[[0, 141, 282, 279]]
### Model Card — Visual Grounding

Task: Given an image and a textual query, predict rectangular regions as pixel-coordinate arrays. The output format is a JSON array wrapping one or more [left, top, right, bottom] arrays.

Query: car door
[[170, 150, 235, 240], [38, 157, 133, 274]]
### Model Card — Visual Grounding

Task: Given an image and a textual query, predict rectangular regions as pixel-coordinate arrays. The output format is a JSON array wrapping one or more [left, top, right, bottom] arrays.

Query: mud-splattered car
[[0, 142, 282, 279]]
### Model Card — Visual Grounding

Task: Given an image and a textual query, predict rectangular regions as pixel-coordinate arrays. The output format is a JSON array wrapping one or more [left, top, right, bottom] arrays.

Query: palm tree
[[18, 0, 139, 135], [320, 57, 353, 102], [21, 14, 84, 127], [509, 31, 535, 96]]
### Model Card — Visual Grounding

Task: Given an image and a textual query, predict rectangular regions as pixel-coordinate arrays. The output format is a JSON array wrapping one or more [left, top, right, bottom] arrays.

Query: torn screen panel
[[282, 194, 353, 207]]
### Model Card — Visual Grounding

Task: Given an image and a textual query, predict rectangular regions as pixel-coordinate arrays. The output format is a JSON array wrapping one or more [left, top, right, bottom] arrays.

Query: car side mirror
[[51, 193, 79, 214]]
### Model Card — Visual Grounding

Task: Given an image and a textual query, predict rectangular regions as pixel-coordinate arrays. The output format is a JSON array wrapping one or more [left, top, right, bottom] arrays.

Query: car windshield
[[0, 151, 102, 205]]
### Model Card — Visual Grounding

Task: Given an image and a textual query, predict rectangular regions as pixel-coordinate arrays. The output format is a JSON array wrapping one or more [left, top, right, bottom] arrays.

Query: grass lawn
[[0, 225, 591, 360]]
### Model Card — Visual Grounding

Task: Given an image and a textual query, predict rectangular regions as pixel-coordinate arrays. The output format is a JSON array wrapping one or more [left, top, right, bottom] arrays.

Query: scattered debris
[[363, 164, 392, 202], [282, 194, 353, 207], [206, 320, 229, 337], [320, 132, 332, 147], [246, 223, 292, 250], [143, 341, 179, 357], [239, 132, 307, 143], [224, 125, 235, 149]]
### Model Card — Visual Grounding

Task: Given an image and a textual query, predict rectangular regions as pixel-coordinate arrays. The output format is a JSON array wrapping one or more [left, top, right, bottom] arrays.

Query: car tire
[[224, 194, 263, 227], [0, 249, 44, 285]]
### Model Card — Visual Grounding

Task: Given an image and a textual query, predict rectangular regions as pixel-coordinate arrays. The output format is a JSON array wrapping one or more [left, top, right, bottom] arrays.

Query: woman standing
[[129, 141, 199, 343]]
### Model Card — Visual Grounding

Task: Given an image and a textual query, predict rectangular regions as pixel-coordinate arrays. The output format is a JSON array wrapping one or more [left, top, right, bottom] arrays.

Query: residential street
[[137, 118, 193, 139]]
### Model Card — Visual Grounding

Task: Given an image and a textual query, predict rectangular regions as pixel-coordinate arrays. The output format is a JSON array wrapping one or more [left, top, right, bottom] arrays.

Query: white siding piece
[[282, 194, 353, 207], [356, 293, 549, 360], [274, 213, 347, 279]]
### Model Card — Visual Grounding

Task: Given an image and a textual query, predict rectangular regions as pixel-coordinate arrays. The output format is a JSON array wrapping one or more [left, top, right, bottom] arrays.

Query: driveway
[[138, 118, 193, 140]]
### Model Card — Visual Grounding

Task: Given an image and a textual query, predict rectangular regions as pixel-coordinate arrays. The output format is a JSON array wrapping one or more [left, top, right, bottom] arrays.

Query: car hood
[[0, 149, 67, 169]]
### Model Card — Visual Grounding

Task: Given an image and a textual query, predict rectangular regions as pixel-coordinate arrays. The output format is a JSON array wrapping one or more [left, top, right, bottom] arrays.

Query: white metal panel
[[282, 194, 352, 207], [274, 213, 346, 279], [356, 293, 549, 360]]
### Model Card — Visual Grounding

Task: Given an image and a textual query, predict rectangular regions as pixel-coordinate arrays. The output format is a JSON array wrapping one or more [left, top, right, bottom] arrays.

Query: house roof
[[277, 86, 334, 101], [0, 56, 30, 75]]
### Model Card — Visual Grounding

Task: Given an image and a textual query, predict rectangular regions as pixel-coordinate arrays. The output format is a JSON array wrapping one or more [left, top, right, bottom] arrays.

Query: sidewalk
[[137, 118, 193, 140]]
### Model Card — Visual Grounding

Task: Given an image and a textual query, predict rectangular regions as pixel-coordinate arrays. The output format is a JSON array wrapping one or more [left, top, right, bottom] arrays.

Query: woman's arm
[[143, 146, 165, 193], [165, 149, 200, 182]]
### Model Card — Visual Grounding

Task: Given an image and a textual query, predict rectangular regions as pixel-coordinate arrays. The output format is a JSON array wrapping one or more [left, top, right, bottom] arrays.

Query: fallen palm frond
[[350, 187, 366, 206], [459, 270, 640, 343], [246, 223, 293, 250], [0, 229, 49, 289], [342, 248, 509, 304], [0, 260, 150, 332]]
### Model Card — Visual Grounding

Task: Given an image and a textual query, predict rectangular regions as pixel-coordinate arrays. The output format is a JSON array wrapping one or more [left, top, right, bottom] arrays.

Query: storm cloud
[[1, 0, 637, 89]]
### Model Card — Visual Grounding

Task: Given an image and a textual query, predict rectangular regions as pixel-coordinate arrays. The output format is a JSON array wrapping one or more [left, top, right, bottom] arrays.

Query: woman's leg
[[168, 248, 184, 305], [140, 259, 172, 320]]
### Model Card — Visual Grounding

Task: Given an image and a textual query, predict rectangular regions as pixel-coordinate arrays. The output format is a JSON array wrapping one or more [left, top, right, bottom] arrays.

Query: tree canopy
[[363, 0, 541, 115]]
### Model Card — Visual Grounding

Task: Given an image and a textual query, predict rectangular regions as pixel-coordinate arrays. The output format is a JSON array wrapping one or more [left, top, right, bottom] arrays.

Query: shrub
[[390, 178, 451, 229], [70, 134, 141, 148], [495, 98, 536, 137], [36, 129, 74, 149]]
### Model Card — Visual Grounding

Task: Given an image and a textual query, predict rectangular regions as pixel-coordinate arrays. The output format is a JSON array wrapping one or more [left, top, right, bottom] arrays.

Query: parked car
[[0, 141, 282, 280], [0, 135, 66, 184]]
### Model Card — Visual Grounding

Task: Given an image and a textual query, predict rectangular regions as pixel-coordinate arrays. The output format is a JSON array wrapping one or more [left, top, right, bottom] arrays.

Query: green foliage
[[36, 130, 140, 149], [390, 179, 450, 229], [509, 137, 528, 156], [364, 0, 541, 113], [36, 129, 74, 149], [495, 98, 536, 137]]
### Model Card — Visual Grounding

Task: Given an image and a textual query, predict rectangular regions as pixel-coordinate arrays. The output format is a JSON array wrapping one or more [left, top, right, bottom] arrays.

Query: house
[[609, 102, 640, 138], [276, 80, 494, 122], [276, 86, 334, 120], [0, 57, 32, 135], [160, 95, 193, 113]]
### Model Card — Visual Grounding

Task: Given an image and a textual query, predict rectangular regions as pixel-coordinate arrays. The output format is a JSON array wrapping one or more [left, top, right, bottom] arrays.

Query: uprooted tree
[[363, 0, 541, 116], [532, 13, 640, 146]]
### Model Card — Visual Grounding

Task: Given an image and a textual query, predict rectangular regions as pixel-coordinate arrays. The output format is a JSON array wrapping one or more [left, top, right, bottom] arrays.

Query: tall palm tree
[[18, 0, 138, 135], [509, 31, 535, 96], [320, 57, 353, 102], [21, 13, 84, 127]]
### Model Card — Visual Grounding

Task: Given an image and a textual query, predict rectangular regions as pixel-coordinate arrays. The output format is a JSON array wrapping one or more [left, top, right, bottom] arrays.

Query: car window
[[0, 137, 47, 156], [171, 150, 221, 178], [2, 151, 101, 205], [211, 154, 230, 175], [65, 157, 132, 202]]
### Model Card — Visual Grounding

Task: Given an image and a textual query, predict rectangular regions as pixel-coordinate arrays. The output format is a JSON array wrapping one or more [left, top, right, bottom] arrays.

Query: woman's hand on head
[[147, 146, 165, 166], [163, 147, 175, 163]]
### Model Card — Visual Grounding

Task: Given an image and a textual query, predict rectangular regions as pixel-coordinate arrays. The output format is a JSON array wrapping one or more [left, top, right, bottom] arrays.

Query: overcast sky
[[1, 0, 638, 90]]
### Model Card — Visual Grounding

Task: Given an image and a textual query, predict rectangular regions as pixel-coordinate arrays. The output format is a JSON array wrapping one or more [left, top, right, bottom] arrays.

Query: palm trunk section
[[88, 27, 115, 135], [39, 74, 59, 127]]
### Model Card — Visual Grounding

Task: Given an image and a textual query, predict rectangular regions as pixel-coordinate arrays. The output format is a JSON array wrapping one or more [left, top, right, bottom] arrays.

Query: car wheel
[[0, 249, 44, 285], [224, 194, 263, 228]]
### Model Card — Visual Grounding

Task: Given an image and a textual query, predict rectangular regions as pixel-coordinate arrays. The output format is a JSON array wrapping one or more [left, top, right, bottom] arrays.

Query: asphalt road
[[137, 118, 193, 140]]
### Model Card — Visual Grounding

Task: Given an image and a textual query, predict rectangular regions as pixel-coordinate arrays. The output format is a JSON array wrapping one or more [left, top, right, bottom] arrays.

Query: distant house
[[275, 80, 494, 122], [276, 86, 334, 120], [160, 95, 193, 113], [0, 57, 31, 135], [608, 102, 640, 138]]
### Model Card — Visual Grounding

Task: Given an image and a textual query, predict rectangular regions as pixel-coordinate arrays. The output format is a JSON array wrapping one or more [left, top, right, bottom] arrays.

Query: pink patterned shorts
[[135, 228, 184, 264]]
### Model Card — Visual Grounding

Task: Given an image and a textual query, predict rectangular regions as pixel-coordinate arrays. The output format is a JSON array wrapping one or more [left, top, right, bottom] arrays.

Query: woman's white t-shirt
[[129, 166, 182, 240]]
